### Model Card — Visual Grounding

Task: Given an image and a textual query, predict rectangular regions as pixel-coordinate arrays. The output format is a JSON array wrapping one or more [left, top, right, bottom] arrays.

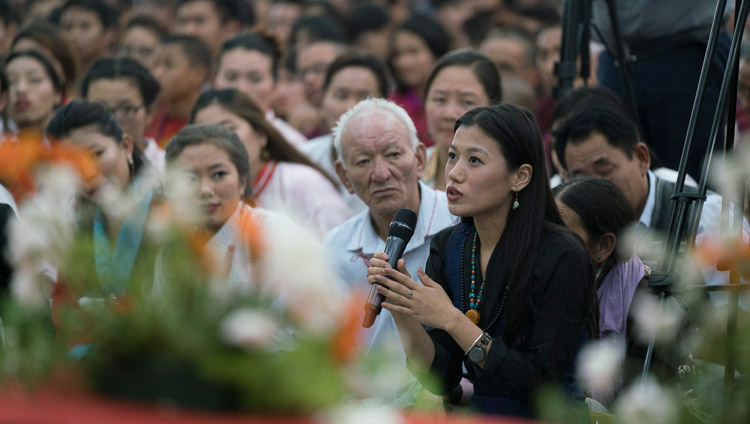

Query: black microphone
[[363, 208, 418, 328]]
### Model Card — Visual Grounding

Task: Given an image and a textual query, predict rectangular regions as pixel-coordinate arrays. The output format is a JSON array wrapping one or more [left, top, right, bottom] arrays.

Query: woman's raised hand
[[367, 252, 456, 330]]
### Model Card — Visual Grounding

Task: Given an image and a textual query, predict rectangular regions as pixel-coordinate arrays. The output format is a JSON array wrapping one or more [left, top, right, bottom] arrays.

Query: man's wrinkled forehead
[[342, 110, 410, 149]]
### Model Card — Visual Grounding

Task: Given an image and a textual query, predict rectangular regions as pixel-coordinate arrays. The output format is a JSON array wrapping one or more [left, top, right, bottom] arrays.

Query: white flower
[[9, 165, 78, 307], [164, 165, 202, 227], [10, 267, 47, 308], [258, 216, 342, 335], [615, 377, 678, 424], [577, 337, 625, 403], [219, 308, 280, 349], [630, 291, 683, 345], [316, 402, 402, 424]]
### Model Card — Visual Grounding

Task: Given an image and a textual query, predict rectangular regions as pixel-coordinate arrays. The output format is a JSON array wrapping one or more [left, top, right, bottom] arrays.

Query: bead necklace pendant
[[466, 309, 480, 324]]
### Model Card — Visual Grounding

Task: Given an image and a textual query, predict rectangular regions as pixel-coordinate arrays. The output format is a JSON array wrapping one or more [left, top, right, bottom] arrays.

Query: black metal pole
[[641, 0, 732, 380], [554, 0, 584, 100], [603, 0, 643, 134]]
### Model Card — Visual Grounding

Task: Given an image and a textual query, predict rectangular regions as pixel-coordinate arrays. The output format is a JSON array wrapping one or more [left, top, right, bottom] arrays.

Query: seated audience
[[80, 57, 166, 182], [367, 104, 593, 418], [422, 50, 502, 191], [213, 32, 307, 146], [191, 89, 349, 239], [324, 98, 456, 405], [147, 35, 211, 146]]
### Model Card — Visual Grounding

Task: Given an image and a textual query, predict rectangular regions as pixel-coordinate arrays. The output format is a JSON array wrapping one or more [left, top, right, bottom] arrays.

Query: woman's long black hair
[[454, 104, 589, 343]]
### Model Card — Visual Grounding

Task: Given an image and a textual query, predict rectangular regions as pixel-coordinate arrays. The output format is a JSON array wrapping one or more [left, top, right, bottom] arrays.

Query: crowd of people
[[0, 0, 746, 419]]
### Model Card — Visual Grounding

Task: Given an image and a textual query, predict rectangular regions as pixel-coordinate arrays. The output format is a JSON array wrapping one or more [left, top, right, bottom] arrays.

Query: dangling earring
[[127, 155, 135, 176], [512, 191, 519, 210], [261, 148, 271, 161]]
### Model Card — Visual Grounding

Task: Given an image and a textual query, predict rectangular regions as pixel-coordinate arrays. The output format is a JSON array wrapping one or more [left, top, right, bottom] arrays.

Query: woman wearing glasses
[[80, 57, 165, 181]]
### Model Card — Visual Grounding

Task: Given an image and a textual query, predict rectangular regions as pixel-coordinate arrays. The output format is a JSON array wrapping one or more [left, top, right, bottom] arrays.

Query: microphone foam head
[[388, 208, 417, 240]]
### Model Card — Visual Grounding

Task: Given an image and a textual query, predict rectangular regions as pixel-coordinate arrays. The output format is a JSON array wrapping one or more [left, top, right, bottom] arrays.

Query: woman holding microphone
[[367, 104, 594, 418]]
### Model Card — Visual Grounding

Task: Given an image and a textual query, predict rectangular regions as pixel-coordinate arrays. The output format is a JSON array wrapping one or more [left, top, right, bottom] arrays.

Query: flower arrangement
[[0, 134, 407, 414]]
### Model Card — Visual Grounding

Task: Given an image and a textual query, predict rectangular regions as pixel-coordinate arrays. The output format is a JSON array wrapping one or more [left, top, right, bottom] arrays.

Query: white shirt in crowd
[[323, 182, 457, 405], [252, 161, 351, 241]]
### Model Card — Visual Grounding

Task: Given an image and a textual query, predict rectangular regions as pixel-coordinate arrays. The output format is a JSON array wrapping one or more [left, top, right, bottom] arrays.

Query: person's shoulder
[[323, 209, 368, 246], [275, 162, 331, 186], [429, 222, 464, 250], [539, 222, 587, 260]]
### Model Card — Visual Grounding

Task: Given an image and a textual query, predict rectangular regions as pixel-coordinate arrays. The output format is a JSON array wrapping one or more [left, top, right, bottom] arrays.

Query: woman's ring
[[406, 289, 413, 298]]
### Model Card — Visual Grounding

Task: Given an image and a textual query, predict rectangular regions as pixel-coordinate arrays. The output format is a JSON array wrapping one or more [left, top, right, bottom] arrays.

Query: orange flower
[[0, 134, 100, 202], [331, 295, 364, 363]]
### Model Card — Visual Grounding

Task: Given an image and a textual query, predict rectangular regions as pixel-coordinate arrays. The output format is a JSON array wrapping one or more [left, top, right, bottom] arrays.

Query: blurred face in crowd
[[537, 26, 562, 96], [265, 2, 301, 47], [6, 56, 62, 131], [392, 30, 436, 91], [175, 142, 246, 233], [86, 78, 151, 149], [214, 48, 276, 113], [563, 133, 650, 217], [193, 104, 267, 183], [321, 66, 381, 132], [152, 44, 205, 102], [480, 37, 528, 80], [336, 109, 426, 220], [60, 6, 112, 65], [64, 124, 134, 200], [120, 26, 161, 68], [174, 0, 233, 53], [353, 30, 391, 64], [426, 65, 490, 150], [273, 67, 307, 120], [297, 42, 340, 107], [434, 0, 472, 41], [10, 38, 67, 90]]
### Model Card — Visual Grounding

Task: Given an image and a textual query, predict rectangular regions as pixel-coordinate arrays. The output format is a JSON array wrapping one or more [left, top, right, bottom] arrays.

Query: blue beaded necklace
[[466, 231, 486, 324], [466, 230, 510, 325]]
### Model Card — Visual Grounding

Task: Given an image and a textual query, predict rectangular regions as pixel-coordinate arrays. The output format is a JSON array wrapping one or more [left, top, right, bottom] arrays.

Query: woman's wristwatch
[[466, 332, 492, 363]]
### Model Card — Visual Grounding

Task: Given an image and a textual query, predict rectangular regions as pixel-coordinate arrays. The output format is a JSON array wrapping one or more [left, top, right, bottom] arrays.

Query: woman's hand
[[367, 252, 457, 331]]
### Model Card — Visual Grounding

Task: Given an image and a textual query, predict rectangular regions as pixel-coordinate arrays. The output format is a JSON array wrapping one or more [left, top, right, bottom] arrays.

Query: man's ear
[[635, 142, 651, 175], [594, 232, 617, 265], [335, 160, 355, 194], [511, 164, 533, 192], [414, 142, 427, 180]]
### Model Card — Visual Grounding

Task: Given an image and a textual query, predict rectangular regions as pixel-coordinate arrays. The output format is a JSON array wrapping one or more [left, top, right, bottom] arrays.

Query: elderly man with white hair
[[323, 98, 456, 406]]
